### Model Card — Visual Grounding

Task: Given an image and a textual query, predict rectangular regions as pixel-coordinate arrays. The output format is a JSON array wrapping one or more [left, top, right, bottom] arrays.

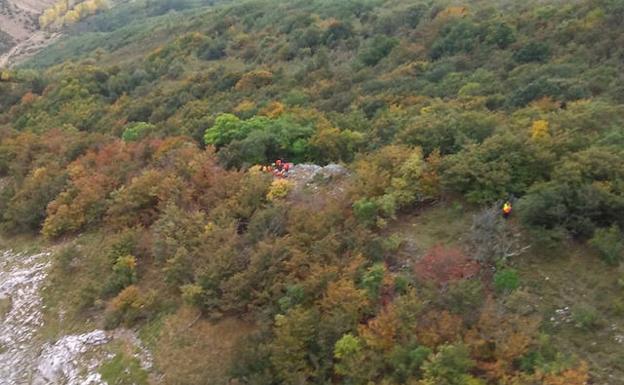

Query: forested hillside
[[1, 0, 624, 383]]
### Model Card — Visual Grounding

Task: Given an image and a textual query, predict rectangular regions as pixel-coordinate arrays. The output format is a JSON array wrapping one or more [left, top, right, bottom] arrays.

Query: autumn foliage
[[1, 0, 622, 383], [414, 245, 480, 285]]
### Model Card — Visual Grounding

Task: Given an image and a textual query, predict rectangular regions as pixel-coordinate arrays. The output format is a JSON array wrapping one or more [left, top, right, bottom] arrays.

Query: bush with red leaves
[[414, 245, 480, 285]]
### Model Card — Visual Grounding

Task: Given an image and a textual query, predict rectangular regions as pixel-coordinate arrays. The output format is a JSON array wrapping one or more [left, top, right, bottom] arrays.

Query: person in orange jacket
[[502, 201, 512, 219]]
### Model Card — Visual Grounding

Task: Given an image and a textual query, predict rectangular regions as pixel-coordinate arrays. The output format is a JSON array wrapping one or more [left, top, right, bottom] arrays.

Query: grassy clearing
[[99, 352, 149, 385], [386, 202, 473, 262], [153, 306, 255, 385], [0, 234, 44, 255], [39, 233, 110, 340], [388, 203, 624, 383], [137, 314, 165, 351], [516, 243, 624, 384], [97, 328, 153, 385]]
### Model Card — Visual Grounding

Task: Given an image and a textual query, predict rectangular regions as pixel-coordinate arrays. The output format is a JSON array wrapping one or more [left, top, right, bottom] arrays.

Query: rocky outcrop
[[0, 250, 50, 385], [0, 249, 153, 385], [287, 163, 350, 188]]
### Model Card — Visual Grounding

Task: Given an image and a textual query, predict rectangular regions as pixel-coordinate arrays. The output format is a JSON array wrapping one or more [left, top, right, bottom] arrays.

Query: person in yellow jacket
[[502, 201, 512, 219]]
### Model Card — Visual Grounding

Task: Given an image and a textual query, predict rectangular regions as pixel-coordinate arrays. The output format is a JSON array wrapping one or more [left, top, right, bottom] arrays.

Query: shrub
[[333, 334, 362, 376], [203, 113, 248, 147], [516, 183, 568, 230], [486, 23, 516, 49], [430, 19, 481, 59], [234, 70, 273, 91], [589, 225, 623, 265], [2, 165, 67, 233], [414, 245, 479, 286], [104, 285, 154, 328], [121, 122, 155, 142], [247, 205, 288, 242], [389, 344, 431, 382], [103, 254, 137, 297], [468, 204, 527, 265], [518, 350, 545, 374], [99, 353, 148, 385], [278, 284, 305, 312], [421, 344, 476, 385], [163, 247, 194, 287], [513, 42, 550, 63], [361, 263, 385, 300], [266, 179, 293, 202], [358, 35, 398, 66], [444, 279, 484, 315], [393, 274, 411, 295], [572, 305, 600, 330], [77, 284, 100, 311], [493, 268, 520, 294], [197, 39, 226, 60], [151, 204, 206, 263], [54, 244, 80, 273], [352, 198, 378, 226], [181, 283, 204, 307], [205, 114, 315, 167]]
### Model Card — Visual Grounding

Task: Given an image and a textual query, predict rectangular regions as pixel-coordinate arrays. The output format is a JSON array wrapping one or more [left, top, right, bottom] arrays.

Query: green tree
[[421, 344, 477, 385], [590, 225, 623, 265], [2, 165, 67, 233], [430, 19, 482, 59], [513, 42, 550, 63], [122, 122, 155, 142], [358, 35, 399, 66], [486, 22, 516, 49], [204, 113, 250, 147], [333, 334, 362, 376], [271, 307, 319, 385]]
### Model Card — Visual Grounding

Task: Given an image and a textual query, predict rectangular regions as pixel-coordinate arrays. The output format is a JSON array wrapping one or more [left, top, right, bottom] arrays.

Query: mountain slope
[[1, 0, 624, 384]]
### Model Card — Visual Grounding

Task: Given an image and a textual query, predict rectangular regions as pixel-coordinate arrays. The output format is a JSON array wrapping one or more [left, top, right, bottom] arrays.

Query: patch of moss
[[0, 296, 11, 320], [99, 353, 148, 385]]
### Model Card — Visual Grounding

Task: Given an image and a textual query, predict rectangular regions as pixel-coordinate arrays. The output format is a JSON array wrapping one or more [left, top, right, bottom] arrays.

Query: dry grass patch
[[155, 306, 255, 385]]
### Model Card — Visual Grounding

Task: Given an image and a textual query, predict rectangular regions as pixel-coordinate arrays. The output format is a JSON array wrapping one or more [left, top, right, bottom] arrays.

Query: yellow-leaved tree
[[530, 119, 550, 140]]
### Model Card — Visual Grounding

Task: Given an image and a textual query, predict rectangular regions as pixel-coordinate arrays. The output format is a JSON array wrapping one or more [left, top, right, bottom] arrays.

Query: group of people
[[258, 160, 514, 216], [260, 159, 292, 178]]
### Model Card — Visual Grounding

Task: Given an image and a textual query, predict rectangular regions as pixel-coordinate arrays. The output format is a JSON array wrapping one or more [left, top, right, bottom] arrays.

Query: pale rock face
[[0, 249, 153, 385], [288, 163, 349, 185], [0, 250, 50, 385], [33, 330, 110, 385]]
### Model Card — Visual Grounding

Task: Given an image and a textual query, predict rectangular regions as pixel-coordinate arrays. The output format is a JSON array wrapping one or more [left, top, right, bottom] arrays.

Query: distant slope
[[22, 0, 228, 69], [0, 0, 57, 67], [0, 0, 52, 41]]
